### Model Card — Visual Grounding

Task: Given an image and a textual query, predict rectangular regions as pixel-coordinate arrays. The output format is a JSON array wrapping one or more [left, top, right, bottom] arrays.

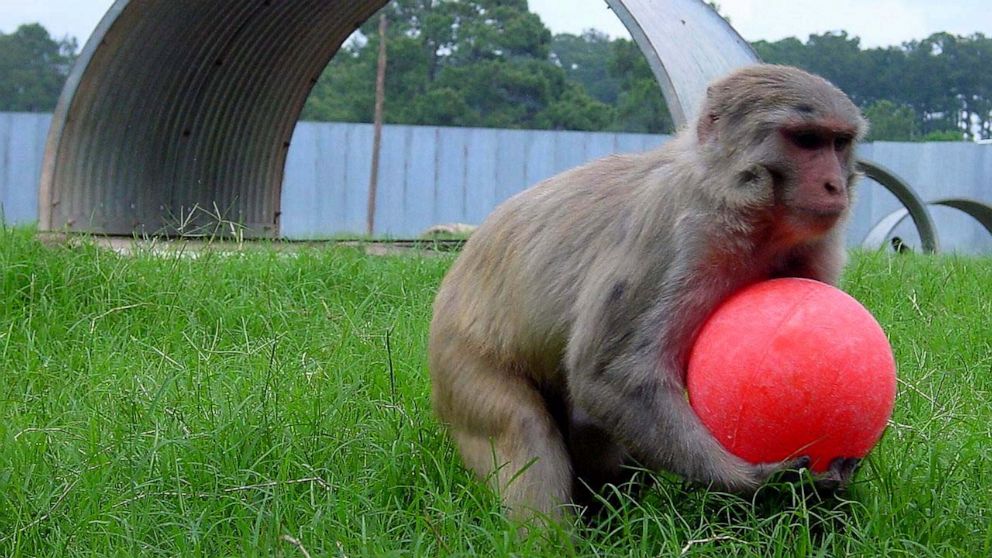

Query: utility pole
[[366, 13, 388, 236]]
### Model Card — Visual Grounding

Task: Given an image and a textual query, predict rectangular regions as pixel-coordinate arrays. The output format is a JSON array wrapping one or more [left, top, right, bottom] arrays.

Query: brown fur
[[429, 65, 868, 520]]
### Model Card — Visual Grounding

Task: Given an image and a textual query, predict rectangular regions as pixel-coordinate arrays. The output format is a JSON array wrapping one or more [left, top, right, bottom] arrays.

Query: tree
[[752, 37, 807, 68], [863, 100, 918, 142], [302, 0, 612, 131], [540, 82, 614, 131], [902, 34, 960, 137], [0, 24, 77, 112], [607, 38, 673, 133], [755, 32, 992, 141], [801, 32, 873, 105], [920, 129, 965, 142], [551, 30, 621, 105]]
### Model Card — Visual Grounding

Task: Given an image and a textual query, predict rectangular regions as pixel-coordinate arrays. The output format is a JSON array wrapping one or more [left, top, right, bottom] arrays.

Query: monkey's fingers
[[812, 457, 862, 494], [787, 456, 812, 471], [759, 455, 811, 485]]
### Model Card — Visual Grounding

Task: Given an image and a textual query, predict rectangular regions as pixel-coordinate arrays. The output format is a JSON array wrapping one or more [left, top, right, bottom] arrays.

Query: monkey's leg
[[568, 406, 636, 510], [433, 350, 572, 520]]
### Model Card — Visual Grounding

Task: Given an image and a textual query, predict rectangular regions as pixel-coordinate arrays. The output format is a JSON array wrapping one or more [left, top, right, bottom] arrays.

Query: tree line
[[3, 1, 992, 141], [0, 24, 76, 113]]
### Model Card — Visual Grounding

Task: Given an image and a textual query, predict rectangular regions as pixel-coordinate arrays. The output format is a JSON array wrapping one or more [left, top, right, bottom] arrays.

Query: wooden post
[[366, 13, 388, 236]]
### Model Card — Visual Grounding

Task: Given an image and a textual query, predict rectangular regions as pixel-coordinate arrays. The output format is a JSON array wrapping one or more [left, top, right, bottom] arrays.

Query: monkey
[[428, 64, 869, 521], [890, 236, 912, 254]]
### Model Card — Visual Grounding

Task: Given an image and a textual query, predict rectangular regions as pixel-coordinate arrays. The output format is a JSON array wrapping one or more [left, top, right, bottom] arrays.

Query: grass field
[[1, 227, 990, 557]]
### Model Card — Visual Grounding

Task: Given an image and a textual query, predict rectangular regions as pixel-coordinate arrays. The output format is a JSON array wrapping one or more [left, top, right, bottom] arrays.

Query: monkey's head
[[696, 64, 868, 241]]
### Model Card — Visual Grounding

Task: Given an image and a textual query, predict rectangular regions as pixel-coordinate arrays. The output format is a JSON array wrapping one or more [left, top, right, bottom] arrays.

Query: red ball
[[687, 278, 896, 472]]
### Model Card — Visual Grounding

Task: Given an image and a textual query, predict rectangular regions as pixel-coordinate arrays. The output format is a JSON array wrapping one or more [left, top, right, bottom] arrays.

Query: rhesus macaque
[[890, 236, 912, 254], [429, 65, 868, 520]]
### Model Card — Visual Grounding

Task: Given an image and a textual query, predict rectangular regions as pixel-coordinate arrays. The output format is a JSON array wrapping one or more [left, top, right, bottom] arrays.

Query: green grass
[[1, 227, 990, 556]]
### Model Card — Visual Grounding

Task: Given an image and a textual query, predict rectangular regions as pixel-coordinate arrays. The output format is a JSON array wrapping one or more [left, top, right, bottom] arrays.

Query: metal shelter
[[40, 0, 944, 249]]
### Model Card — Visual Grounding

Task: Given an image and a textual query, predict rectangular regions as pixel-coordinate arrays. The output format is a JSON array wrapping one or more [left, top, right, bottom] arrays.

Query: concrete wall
[[0, 113, 51, 226], [279, 122, 662, 238], [3, 113, 990, 252], [854, 142, 992, 252]]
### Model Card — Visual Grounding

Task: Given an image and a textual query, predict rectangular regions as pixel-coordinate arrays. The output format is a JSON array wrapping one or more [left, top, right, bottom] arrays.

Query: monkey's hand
[[714, 454, 815, 494], [566, 368, 817, 495], [564, 274, 829, 495], [763, 456, 861, 494], [812, 457, 861, 493]]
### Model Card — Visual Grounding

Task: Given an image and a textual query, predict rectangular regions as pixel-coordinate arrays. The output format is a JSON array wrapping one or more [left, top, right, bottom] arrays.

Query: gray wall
[[854, 142, 992, 252], [0, 113, 51, 226], [280, 122, 662, 238], [3, 113, 990, 252]]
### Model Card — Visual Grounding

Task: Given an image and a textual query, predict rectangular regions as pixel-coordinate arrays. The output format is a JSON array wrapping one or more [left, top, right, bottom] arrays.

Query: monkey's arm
[[564, 260, 790, 492]]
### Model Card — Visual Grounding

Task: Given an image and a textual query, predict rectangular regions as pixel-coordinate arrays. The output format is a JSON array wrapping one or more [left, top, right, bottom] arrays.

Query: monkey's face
[[771, 120, 860, 236], [700, 65, 867, 242], [714, 115, 862, 242]]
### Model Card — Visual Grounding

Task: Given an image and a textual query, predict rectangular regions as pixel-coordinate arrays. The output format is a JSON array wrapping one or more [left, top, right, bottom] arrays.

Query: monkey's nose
[[824, 180, 844, 195]]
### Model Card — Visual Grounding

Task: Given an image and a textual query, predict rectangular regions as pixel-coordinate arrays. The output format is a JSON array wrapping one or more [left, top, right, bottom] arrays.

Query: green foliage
[[436, 59, 554, 128], [863, 100, 919, 142], [550, 31, 675, 132], [551, 30, 621, 105], [304, 0, 597, 130], [0, 24, 77, 112], [753, 37, 807, 68], [540, 83, 614, 131], [301, 1, 654, 132], [607, 38, 674, 133], [1, 229, 991, 556], [920, 129, 966, 142], [0, 5, 669, 134], [757, 31, 992, 141], [6, 7, 992, 140]]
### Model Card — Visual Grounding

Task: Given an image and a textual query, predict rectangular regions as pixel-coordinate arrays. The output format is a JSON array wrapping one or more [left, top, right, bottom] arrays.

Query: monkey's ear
[[697, 113, 719, 145]]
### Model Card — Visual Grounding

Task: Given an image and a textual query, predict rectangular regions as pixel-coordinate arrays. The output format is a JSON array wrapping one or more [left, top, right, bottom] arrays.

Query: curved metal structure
[[862, 208, 913, 251], [607, 1, 940, 253], [39, 0, 944, 245], [936, 198, 992, 237], [41, 0, 388, 236], [862, 197, 992, 251], [857, 160, 939, 253], [603, 0, 758, 125], [38, 0, 767, 236]]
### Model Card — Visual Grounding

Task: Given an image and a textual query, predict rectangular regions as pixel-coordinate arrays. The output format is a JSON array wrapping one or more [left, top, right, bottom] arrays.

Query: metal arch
[[605, 1, 943, 254], [604, 0, 760, 127], [37, 0, 953, 243], [861, 208, 911, 250], [40, 0, 389, 236], [934, 198, 992, 238], [862, 198, 992, 251], [42, 0, 762, 237], [857, 160, 940, 253]]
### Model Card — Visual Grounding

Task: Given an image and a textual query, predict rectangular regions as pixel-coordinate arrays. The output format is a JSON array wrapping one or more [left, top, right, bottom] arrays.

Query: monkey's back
[[429, 140, 692, 381]]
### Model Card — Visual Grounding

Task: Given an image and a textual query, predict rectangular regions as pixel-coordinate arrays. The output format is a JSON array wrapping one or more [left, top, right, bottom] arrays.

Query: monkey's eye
[[788, 131, 828, 150], [834, 136, 853, 151]]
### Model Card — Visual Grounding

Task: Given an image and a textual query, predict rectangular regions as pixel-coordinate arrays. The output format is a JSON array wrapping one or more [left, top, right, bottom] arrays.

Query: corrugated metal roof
[[604, 0, 759, 126], [40, 0, 933, 242], [41, 0, 388, 236], [39, 0, 762, 237]]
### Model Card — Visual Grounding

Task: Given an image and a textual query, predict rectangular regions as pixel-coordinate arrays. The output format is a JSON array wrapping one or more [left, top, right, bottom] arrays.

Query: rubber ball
[[686, 278, 897, 472]]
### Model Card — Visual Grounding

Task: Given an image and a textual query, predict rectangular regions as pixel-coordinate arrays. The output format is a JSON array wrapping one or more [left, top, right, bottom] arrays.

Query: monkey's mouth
[[794, 205, 846, 219], [788, 204, 846, 232]]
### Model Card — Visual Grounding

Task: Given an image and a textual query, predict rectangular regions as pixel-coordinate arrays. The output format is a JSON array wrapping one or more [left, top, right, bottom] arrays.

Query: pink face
[[778, 119, 858, 228]]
